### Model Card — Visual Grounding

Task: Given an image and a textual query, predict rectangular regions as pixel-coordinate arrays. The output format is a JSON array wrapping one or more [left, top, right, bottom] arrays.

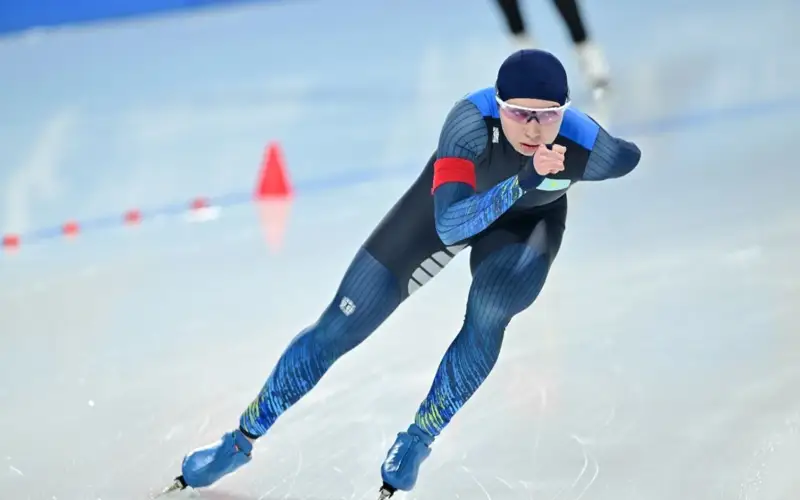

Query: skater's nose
[[524, 122, 541, 140]]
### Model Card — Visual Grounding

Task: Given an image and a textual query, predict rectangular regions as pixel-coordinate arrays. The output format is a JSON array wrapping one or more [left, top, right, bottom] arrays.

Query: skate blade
[[153, 476, 187, 498], [377, 482, 397, 499]]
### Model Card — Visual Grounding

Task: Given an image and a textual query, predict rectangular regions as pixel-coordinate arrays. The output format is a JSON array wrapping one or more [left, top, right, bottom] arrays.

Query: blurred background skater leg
[[492, 0, 610, 93]]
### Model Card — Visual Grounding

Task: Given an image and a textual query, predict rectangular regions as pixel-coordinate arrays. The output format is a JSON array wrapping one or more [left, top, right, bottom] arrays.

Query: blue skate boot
[[160, 428, 253, 494], [378, 423, 434, 498]]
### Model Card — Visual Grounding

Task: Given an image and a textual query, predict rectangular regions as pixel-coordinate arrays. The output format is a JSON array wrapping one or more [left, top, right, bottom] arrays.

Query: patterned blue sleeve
[[432, 99, 528, 245], [582, 127, 642, 181]]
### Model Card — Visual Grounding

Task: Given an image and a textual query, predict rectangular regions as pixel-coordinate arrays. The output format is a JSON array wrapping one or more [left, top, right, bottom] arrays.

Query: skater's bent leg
[[239, 247, 402, 438], [414, 219, 560, 438]]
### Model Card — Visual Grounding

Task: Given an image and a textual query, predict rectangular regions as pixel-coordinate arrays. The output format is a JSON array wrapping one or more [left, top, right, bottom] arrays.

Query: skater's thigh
[[462, 198, 567, 323], [468, 195, 568, 276], [364, 152, 468, 300]]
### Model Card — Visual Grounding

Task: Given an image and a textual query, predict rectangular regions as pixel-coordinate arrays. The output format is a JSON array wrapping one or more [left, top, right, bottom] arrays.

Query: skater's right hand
[[533, 144, 566, 176]]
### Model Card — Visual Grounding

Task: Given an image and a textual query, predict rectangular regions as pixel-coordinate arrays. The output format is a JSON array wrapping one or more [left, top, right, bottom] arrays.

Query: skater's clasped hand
[[533, 144, 566, 175]]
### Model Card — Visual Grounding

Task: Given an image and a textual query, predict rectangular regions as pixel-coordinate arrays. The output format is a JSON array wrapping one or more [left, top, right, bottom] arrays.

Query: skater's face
[[497, 97, 568, 156]]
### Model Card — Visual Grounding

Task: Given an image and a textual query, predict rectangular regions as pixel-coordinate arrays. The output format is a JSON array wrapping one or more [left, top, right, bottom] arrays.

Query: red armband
[[431, 157, 476, 193]]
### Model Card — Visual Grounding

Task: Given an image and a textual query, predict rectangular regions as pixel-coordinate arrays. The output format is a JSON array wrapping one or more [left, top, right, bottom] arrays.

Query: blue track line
[[3, 93, 799, 251]]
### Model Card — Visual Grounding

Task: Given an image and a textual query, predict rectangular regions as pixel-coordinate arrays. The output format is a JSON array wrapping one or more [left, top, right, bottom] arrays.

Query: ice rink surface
[[1, 0, 800, 498]]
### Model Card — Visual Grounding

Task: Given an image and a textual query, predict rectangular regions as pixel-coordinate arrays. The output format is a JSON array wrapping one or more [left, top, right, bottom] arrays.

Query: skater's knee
[[311, 247, 402, 357]]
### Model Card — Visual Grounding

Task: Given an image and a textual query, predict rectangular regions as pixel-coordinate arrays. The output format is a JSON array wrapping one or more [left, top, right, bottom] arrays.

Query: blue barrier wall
[[0, 0, 264, 35]]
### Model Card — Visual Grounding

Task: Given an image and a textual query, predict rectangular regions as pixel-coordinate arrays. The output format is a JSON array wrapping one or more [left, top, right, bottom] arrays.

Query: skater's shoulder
[[438, 92, 491, 158], [557, 107, 601, 150], [460, 87, 500, 119]]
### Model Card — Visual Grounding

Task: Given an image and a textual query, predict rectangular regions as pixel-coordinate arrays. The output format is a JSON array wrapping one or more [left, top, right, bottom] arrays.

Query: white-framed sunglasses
[[495, 94, 571, 124]]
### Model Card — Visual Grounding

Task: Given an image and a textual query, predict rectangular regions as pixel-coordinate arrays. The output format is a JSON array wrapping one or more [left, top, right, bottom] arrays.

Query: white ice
[[1, 0, 799, 498]]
